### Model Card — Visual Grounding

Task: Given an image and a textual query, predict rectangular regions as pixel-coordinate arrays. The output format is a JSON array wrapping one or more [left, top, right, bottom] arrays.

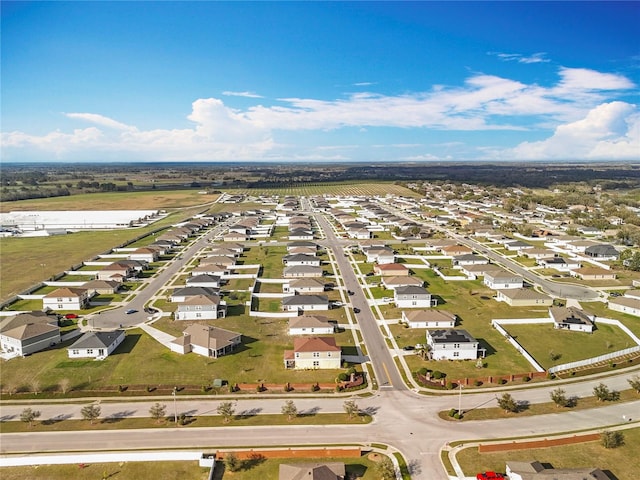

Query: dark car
[[125, 309, 138, 314], [348, 290, 355, 296], [353, 307, 361, 314], [403, 345, 415, 351]]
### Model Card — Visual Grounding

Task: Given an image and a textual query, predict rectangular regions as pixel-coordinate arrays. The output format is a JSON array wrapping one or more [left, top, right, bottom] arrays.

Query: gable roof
[[293, 336, 340, 353], [1, 322, 59, 341], [395, 285, 430, 296], [403, 309, 456, 323], [181, 324, 240, 351], [428, 329, 476, 344], [497, 288, 551, 301], [44, 287, 86, 298], [279, 462, 345, 480], [69, 330, 124, 350], [549, 306, 594, 326], [289, 315, 334, 329], [282, 295, 329, 306]]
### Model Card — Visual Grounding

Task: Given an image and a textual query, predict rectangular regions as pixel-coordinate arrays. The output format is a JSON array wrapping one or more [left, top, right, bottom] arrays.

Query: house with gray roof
[[506, 460, 611, 480], [394, 286, 435, 308], [279, 462, 345, 480], [169, 324, 241, 358], [608, 296, 640, 317], [550, 306, 595, 333], [282, 295, 329, 312], [68, 330, 125, 359], [283, 265, 323, 278], [283, 254, 322, 267], [483, 269, 524, 290], [584, 244, 619, 260], [427, 329, 480, 360]]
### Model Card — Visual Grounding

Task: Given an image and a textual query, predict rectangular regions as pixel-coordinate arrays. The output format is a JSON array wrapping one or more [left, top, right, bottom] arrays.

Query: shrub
[[522, 376, 531, 382], [499, 378, 507, 385], [346, 367, 356, 376], [601, 430, 624, 448], [448, 409, 456, 417], [118, 385, 127, 393], [453, 413, 461, 420], [418, 367, 429, 376], [311, 383, 320, 392], [497, 393, 518, 413], [432, 371, 443, 380], [446, 381, 454, 390], [473, 380, 483, 387], [338, 372, 348, 382]]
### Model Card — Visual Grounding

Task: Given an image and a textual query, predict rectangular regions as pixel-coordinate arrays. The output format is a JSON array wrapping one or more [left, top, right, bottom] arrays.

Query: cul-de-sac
[[1, 164, 639, 480]]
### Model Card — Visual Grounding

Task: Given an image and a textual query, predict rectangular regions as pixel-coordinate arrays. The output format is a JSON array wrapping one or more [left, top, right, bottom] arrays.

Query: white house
[[394, 286, 435, 308], [495, 288, 553, 307], [175, 294, 226, 320], [284, 336, 341, 369], [282, 254, 322, 267], [549, 306, 595, 333], [170, 286, 220, 303], [282, 295, 329, 312], [43, 287, 91, 311], [288, 315, 335, 335], [483, 269, 524, 290], [186, 274, 221, 288], [364, 246, 396, 264], [283, 265, 323, 278], [67, 330, 125, 359], [608, 296, 640, 318], [427, 329, 480, 360], [402, 310, 456, 329], [283, 278, 325, 294]]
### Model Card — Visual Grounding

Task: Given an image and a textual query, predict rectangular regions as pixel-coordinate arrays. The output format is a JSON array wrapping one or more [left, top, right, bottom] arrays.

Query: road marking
[[382, 362, 393, 387]]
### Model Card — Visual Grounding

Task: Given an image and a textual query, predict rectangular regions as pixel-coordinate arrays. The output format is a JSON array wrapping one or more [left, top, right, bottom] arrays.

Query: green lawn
[[502, 322, 637, 370], [456, 427, 640, 480]]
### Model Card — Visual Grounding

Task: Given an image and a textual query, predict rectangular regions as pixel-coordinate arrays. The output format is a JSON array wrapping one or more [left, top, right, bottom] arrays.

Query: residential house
[[570, 267, 616, 281], [452, 254, 488, 267], [394, 286, 435, 308], [43, 287, 91, 311], [170, 286, 220, 303], [381, 276, 423, 290], [283, 254, 322, 267], [608, 296, 640, 317], [495, 288, 553, 307], [67, 330, 125, 359], [504, 240, 534, 252], [288, 228, 314, 240], [585, 244, 619, 260], [483, 269, 524, 290], [288, 315, 335, 335], [222, 232, 247, 242], [128, 246, 159, 263], [96, 262, 135, 282], [550, 306, 595, 333], [191, 264, 228, 276], [506, 461, 611, 480], [374, 263, 409, 276], [279, 463, 345, 480], [284, 336, 341, 369], [200, 255, 236, 267], [364, 246, 396, 264], [169, 324, 241, 358], [0, 312, 61, 357], [81, 280, 121, 295], [522, 248, 557, 260], [186, 274, 221, 288], [537, 257, 581, 272], [287, 241, 318, 251], [402, 310, 456, 329], [287, 246, 318, 256], [283, 265, 323, 278], [175, 294, 226, 320], [459, 264, 503, 279], [283, 278, 325, 294], [427, 329, 480, 360], [208, 247, 239, 258], [440, 245, 473, 256], [282, 294, 329, 312]]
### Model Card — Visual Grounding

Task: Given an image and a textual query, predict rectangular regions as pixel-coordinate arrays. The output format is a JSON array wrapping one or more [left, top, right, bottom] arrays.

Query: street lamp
[[458, 380, 463, 415], [172, 387, 177, 424]]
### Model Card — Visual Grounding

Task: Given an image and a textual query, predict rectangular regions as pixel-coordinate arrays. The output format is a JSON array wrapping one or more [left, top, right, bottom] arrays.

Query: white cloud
[[65, 113, 135, 131], [2, 66, 637, 161], [222, 91, 263, 98], [490, 52, 549, 64], [505, 102, 639, 160], [353, 82, 376, 86]]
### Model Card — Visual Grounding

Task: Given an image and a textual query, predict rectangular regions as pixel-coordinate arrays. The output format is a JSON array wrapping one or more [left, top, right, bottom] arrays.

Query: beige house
[[279, 463, 345, 480], [0, 312, 61, 357], [284, 336, 341, 369], [169, 324, 241, 358], [283, 278, 325, 294], [43, 287, 90, 311], [373, 263, 409, 276], [570, 267, 616, 280], [608, 296, 640, 317], [495, 288, 553, 307], [402, 309, 456, 329]]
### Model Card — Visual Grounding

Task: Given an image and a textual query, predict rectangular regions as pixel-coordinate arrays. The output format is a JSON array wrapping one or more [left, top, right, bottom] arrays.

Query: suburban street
[[1, 203, 638, 479]]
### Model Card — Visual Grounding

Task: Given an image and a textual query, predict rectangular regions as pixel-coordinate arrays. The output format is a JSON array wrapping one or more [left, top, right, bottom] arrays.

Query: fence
[[491, 319, 546, 372], [549, 345, 640, 374]]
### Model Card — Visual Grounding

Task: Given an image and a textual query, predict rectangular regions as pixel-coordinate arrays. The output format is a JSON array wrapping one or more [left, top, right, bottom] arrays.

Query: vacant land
[[456, 426, 640, 480]]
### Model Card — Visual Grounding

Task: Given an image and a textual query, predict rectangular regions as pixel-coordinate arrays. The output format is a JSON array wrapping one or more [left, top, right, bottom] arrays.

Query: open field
[[0, 454, 381, 480], [456, 426, 640, 480], [224, 182, 420, 198]]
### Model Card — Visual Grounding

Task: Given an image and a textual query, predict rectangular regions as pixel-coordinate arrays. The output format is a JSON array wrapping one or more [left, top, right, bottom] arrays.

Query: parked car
[[348, 290, 355, 296], [353, 307, 361, 313], [476, 472, 504, 480], [64, 313, 79, 319], [403, 345, 415, 351], [125, 309, 138, 314]]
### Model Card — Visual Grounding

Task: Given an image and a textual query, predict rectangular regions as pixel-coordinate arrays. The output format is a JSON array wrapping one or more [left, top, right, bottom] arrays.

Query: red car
[[476, 473, 504, 480], [64, 313, 79, 319]]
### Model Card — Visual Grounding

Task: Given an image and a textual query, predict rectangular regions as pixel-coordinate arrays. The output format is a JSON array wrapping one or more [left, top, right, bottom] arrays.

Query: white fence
[[549, 346, 640, 374], [491, 319, 546, 372]]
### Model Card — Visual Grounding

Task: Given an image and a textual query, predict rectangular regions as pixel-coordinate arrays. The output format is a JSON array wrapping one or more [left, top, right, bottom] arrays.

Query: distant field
[[456, 427, 640, 480], [224, 181, 419, 198]]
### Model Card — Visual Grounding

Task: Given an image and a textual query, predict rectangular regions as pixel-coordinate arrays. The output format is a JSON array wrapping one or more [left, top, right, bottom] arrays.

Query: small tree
[[20, 407, 41, 427], [149, 402, 167, 424], [343, 399, 359, 419], [281, 400, 298, 421], [593, 383, 619, 402], [225, 452, 241, 472], [59, 378, 71, 395], [30, 379, 41, 395], [375, 456, 396, 480], [217, 401, 235, 423], [601, 430, 624, 448], [628, 375, 640, 394], [497, 393, 518, 413], [81, 404, 101, 424], [550, 388, 569, 408]]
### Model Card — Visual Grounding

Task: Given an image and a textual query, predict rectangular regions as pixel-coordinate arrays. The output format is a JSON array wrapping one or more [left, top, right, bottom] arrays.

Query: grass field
[[224, 182, 420, 198], [456, 427, 640, 480], [0, 454, 382, 480]]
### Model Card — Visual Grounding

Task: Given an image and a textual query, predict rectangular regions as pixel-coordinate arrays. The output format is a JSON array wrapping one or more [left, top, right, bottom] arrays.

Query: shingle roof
[[293, 336, 340, 353], [428, 329, 476, 343], [69, 330, 124, 350]]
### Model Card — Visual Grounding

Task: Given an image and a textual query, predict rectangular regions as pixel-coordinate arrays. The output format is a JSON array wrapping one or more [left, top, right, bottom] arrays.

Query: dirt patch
[[478, 433, 600, 453]]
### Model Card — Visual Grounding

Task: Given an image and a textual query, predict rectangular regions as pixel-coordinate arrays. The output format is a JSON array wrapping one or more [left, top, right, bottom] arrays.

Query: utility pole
[[172, 387, 177, 424], [458, 380, 463, 414]]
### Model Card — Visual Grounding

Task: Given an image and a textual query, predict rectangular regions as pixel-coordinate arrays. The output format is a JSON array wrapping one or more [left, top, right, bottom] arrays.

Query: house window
[[313, 352, 320, 357], [313, 361, 319, 367], [453, 352, 459, 357], [295, 352, 300, 358], [196, 313, 201, 318], [454, 344, 460, 348], [87, 349, 93, 355], [412, 301, 417, 306], [58, 304, 63, 309], [72, 349, 79, 355]]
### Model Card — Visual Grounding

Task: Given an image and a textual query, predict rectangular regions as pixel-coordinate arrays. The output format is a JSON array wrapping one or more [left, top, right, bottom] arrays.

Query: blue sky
[[1, 1, 639, 162]]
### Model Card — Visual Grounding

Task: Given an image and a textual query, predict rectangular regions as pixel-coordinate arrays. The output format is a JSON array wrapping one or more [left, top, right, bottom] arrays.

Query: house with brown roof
[[169, 324, 241, 358], [43, 287, 91, 311], [550, 306, 595, 333], [283, 265, 323, 278], [0, 312, 61, 357], [283, 278, 325, 294], [81, 280, 121, 295], [128, 246, 160, 263], [284, 336, 341, 369], [440, 244, 473, 256], [373, 263, 409, 276], [570, 267, 616, 281], [288, 315, 335, 335], [279, 462, 345, 480], [381, 276, 423, 290], [96, 262, 135, 282]]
